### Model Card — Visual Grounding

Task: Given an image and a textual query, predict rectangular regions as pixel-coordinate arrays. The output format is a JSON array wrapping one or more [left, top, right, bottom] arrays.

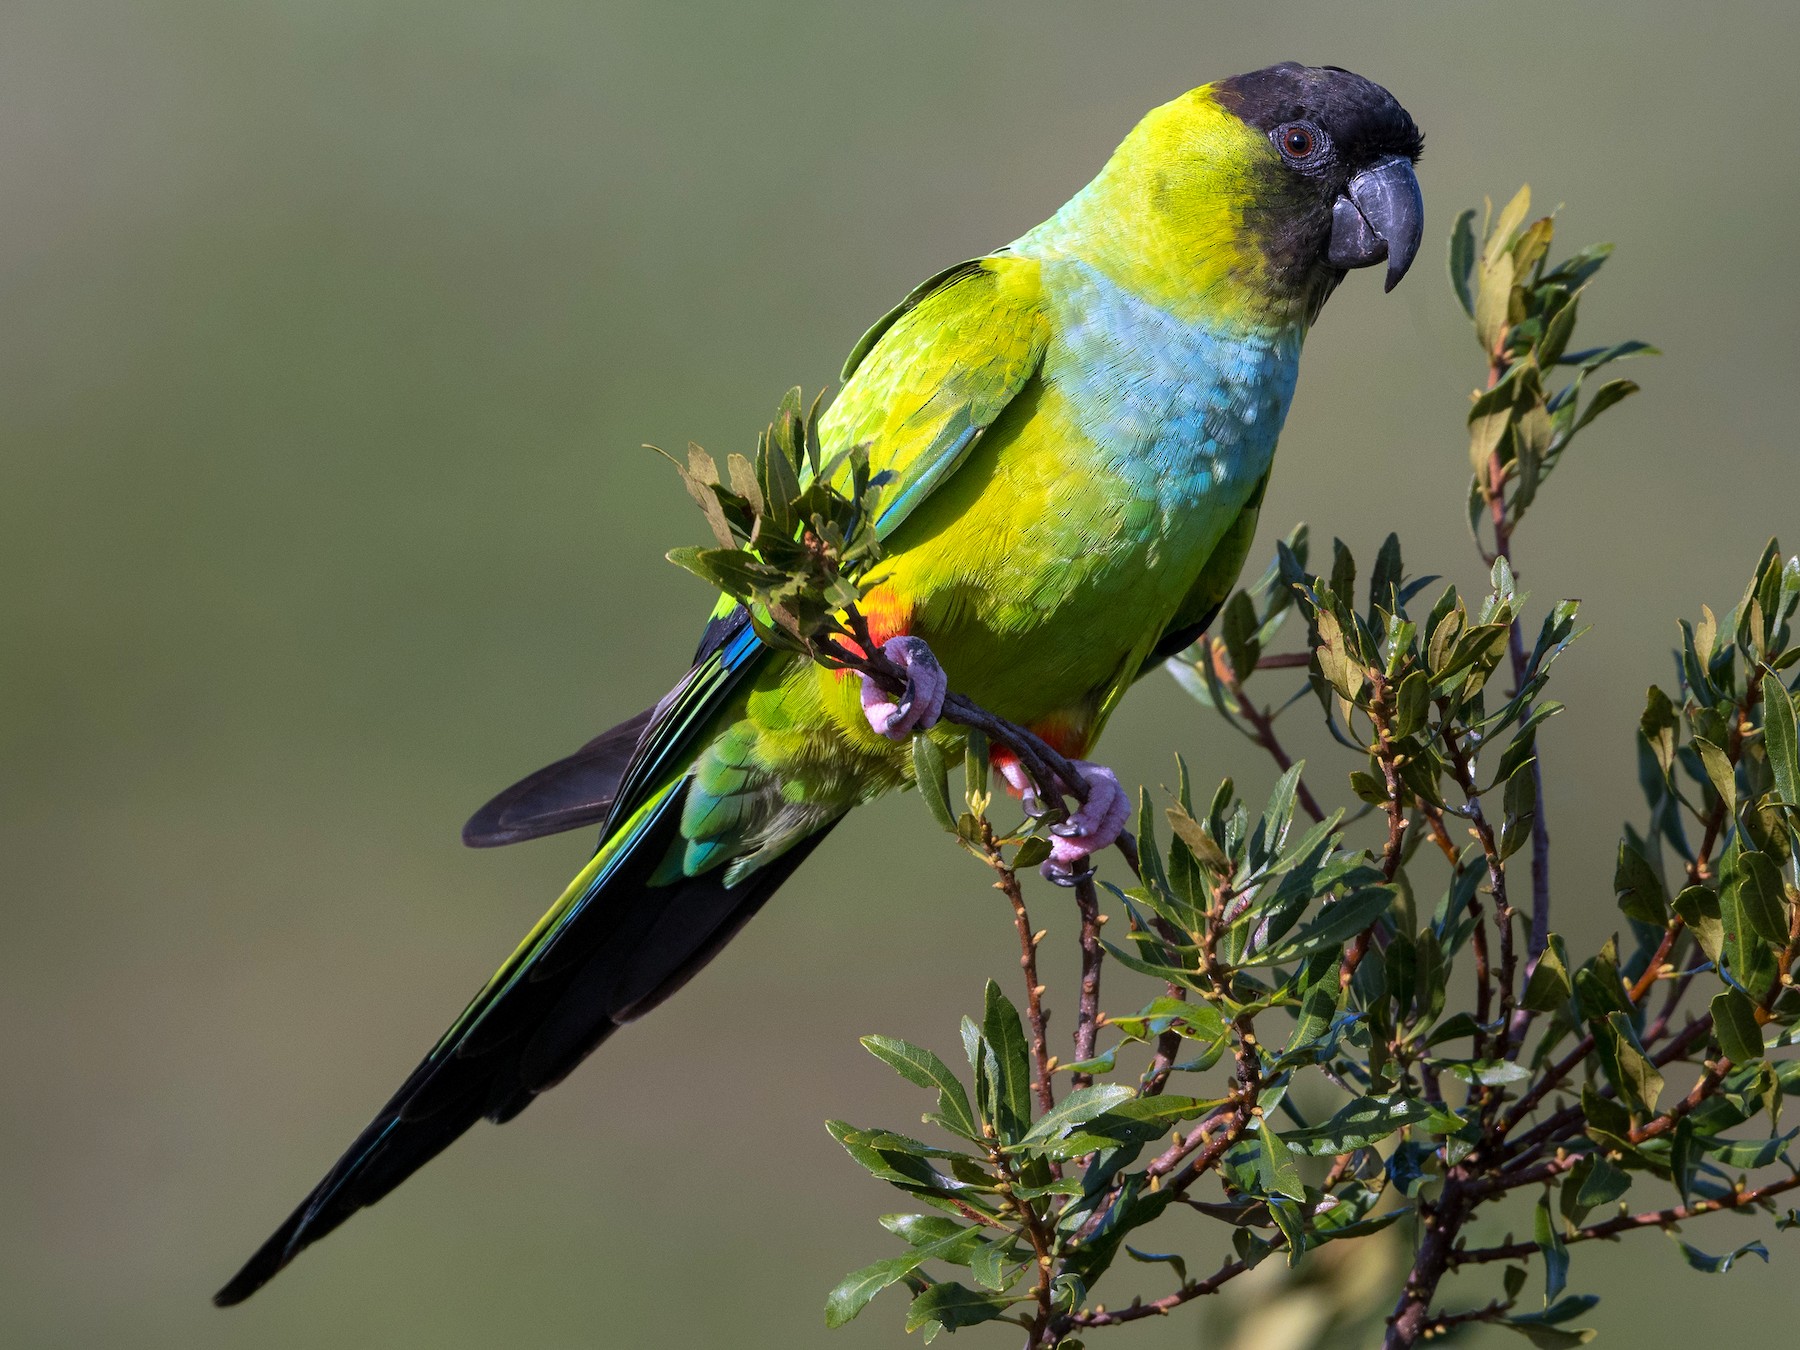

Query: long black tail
[[214, 789, 835, 1305]]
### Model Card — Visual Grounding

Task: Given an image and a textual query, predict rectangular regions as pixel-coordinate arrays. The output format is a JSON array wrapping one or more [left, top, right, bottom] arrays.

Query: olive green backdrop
[[4, 2, 1796, 1346]]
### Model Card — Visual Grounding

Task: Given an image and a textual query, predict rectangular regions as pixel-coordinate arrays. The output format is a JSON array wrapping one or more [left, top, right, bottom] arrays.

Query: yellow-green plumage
[[216, 63, 1423, 1304]]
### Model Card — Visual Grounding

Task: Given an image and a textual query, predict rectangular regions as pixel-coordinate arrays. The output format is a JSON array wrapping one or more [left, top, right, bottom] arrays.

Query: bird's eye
[[1276, 122, 1321, 162]]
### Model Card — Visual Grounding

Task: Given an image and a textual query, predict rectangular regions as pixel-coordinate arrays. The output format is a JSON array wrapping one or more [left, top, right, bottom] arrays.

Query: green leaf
[[844, 1128, 969, 1161], [1449, 207, 1478, 317], [1256, 762, 1305, 863], [1593, 1012, 1664, 1115], [1670, 1237, 1769, 1275], [1242, 886, 1393, 968], [1280, 1094, 1434, 1156], [1500, 1302, 1599, 1348], [1572, 1153, 1630, 1218], [1424, 1012, 1482, 1048], [825, 1225, 986, 1328], [1763, 667, 1800, 806], [1165, 805, 1230, 875], [1267, 1196, 1310, 1265], [1735, 849, 1791, 946], [1719, 839, 1779, 996], [880, 1214, 966, 1246], [1313, 607, 1365, 701], [982, 981, 1033, 1142], [1221, 589, 1261, 680], [1394, 669, 1431, 740], [904, 1280, 1024, 1333], [1487, 186, 1533, 266], [1522, 934, 1573, 1012], [1580, 1084, 1632, 1149], [1105, 996, 1225, 1045], [1125, 1245, 1188, 1286], [1699, 1131, 1794, 1167], [1475, 248, 1515, 356], [1512, 214, 1553, 278], [1568, 339, 1656, 373], [1670, 1117, 1697, 1204], [1012, 1085, 1136, 1148], [1256, 1119, 1306, 1200], [1445, 1059, 1531, 1087], [1639, 686, 1679, 779], [1501, 759, 1538, 859], [861, 1036, 977, 1139], [1572, 378, 1640, 433], [1711, 987, 1765, 1064], [1535, 1191, 1568, 1304], [1692, 737, 1736, 819], [1574, 939, 1629, 1021], [1087, 1094, 1230, 1140], [1012, 835, 1052, 870], [1538, 291, 1579, 367], [969, 1239, 1013, 1292], [1285, 970, 1343, 1055], [1614, 838, 1668, 925], [912, 735, 957, 832], [963, 728, 990, 813], [1673, 885, 1725, 965]]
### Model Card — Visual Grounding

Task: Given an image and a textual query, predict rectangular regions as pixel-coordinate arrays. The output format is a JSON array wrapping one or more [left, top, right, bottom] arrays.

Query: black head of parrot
[[1217, 62, 1426, 301]]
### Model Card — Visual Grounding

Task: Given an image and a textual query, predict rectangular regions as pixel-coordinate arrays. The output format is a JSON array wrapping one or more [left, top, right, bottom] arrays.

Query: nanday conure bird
[[217, 61, 1423, 1305]]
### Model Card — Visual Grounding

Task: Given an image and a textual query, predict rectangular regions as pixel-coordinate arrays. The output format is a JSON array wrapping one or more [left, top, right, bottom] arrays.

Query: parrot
[[216, 61, 1423, 1305]]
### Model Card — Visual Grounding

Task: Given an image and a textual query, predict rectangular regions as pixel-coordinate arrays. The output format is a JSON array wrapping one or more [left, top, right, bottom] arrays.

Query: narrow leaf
[[1711, 987, 1764, 1064], [1762, 668, 1800, 806], [912, 735, 957, 832], [1256, 1119, 1306, 1200], [861, 1036, 977, 1139]]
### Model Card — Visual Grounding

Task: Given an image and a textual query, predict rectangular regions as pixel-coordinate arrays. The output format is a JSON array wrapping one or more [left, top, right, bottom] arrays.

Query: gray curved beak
[[1327, 155, 1424, 292]]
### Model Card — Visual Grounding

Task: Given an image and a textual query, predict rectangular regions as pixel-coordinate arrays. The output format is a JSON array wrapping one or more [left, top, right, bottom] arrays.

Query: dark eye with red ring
[[1276, 121, 1323, 162]]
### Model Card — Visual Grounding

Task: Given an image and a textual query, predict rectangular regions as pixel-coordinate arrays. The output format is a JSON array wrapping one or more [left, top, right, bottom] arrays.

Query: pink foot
[[999, 758, 1129, 881], [1044, 761, 1129, 880], [860, 636, 947, 741]]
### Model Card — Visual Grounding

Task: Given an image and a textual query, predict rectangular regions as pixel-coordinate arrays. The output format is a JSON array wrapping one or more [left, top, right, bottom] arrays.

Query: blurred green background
[[4, 2, 1797, 1346]]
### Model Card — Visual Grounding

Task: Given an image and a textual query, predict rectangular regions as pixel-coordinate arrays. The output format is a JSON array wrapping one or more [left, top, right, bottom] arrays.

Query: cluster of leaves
[[661, 386, 886, 653], [831, 543, 1594, 1346], [812, 195, 1800, 1350], [826, 759, 1425, 1344], [825, 978, 1223, 1338], [1450, 186, 1653, 537]]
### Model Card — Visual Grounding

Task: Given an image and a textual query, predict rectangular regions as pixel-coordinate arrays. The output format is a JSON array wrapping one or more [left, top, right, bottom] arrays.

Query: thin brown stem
[[983, 822, 1056, 1117], [1341, 669, 1409, 989], [1253, 650, 1313, 670], [1058, 1248, 1264, 1331], [1069, 866, 1105, 1089], [1140, 983, 1187, 1099], [1481, 350, 1553, 962], [1209, 639, 1326, 823], [1419, 1301, 1515, 1337], [1441, 722, 1518, 1061], [1420, 802, 1463, 865], [1453, 1171, 1800, 1267], [1469, 891, 1494, 1061], [1496, 668, 1761, 1146], [1141, 1099, 1243, 1182], [1383, 1178, 1471, 1349]]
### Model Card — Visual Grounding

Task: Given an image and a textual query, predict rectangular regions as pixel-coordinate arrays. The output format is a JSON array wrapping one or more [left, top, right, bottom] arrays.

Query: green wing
[[822, 253, 1049, 538]]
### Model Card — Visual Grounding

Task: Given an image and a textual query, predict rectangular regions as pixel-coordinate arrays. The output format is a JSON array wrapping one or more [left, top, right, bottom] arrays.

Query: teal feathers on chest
[[1039, 260, 1302, 526]]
